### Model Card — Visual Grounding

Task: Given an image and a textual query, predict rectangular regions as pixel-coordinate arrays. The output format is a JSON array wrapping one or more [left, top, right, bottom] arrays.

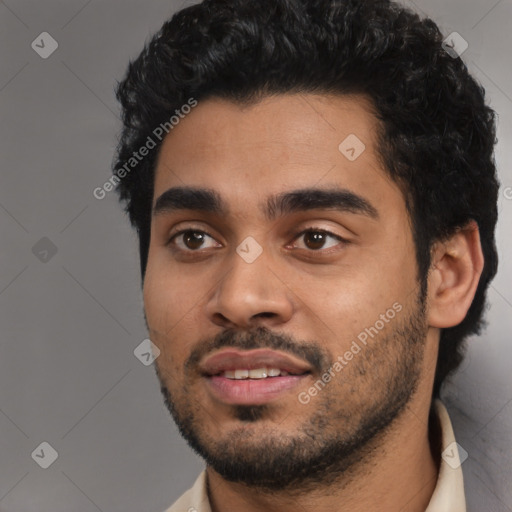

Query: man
[[112, 0, 499, 510]]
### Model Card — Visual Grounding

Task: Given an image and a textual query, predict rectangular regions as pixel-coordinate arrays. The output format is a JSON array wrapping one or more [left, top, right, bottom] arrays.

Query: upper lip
[[200, 349, 312, 376]]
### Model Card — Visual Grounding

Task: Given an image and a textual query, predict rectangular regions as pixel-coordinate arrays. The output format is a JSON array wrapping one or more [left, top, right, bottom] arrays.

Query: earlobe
[[427, 220, 484, 329]]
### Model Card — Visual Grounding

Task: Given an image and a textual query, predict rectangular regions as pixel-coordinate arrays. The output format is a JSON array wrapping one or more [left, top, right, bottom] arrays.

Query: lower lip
[[205, 375, 308, 405]]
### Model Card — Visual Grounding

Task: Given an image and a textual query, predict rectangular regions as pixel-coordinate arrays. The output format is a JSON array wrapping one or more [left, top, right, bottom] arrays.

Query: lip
[[200, 348, 312, 376], [199, 348, 312, 406], [206, 374, 309, 405]]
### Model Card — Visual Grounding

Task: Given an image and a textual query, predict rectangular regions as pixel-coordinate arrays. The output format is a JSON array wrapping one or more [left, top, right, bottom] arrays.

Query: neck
[[206, 393, 439, 512]]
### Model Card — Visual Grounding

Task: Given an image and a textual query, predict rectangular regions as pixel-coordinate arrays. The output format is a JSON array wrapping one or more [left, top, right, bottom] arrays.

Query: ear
[[427, 220, 484, 328]]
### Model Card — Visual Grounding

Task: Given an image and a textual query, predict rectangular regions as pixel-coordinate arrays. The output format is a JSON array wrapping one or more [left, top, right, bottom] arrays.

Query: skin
[[143, 93, 484, 512]]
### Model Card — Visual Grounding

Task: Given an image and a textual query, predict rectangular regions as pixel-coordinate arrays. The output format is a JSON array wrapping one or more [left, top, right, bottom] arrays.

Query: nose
[[206, 246, 294, 329]]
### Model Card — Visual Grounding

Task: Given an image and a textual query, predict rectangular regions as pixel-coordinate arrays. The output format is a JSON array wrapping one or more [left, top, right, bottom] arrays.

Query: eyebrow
[[152, 186, 379, 221]]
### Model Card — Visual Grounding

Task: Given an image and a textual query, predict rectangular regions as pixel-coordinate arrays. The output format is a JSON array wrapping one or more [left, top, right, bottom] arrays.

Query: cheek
[[143, 256, 195, 333], [314, 280, 384, 339], [143, 270, 192, 372], [299, 254, 413, 341]]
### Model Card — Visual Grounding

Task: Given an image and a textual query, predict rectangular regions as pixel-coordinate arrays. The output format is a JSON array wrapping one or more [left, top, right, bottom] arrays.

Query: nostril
[[254, 312, 275, 319]]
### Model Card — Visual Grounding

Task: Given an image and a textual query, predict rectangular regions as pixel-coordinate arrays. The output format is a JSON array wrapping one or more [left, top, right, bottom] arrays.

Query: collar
[[166, 399, 466, 512], [425, 399, 466, 511]]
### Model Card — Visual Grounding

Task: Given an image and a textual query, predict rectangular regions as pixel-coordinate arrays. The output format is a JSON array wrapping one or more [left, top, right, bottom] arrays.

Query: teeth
[[249, 368, 267, 379], [221, 368, 286, 380]]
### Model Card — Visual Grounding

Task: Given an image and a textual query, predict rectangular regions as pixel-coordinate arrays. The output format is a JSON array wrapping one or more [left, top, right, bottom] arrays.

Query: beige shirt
[[165, 400, 466, 512]]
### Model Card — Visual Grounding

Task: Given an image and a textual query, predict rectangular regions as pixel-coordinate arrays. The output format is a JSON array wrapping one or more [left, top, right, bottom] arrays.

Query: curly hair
[[112, 0, 499, 398]]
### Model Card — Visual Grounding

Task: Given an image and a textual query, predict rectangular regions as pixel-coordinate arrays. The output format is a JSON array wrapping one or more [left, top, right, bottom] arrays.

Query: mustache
[[185, 326, 331, 374]]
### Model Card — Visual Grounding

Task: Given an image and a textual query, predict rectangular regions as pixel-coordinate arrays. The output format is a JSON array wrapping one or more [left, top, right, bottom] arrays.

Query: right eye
[[168, 229, 221, 252]]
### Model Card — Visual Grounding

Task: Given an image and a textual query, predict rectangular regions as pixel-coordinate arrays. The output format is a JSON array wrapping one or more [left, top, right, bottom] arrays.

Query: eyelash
[[167, 227, 349, 254]]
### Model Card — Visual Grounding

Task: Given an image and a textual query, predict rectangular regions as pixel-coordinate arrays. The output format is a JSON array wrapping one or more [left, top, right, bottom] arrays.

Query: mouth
[[199, 349, 312, 406], [217, 368, 300, 379]]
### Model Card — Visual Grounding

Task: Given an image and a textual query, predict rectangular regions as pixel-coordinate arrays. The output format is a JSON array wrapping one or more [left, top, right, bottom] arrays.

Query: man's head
[[113, 0, 498, 491]]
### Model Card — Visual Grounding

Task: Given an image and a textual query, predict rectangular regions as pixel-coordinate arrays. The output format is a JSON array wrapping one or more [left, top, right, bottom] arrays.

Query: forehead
[[152, 93, 400, 218]]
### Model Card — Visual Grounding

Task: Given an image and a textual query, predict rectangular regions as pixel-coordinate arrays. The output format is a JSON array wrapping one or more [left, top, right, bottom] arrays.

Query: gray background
[[0, 0, 511, 511]]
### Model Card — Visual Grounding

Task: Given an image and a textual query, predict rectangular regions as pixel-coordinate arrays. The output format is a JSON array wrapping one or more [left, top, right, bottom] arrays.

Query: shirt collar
[[166, 399, 466, 512], [425, 399, 466, 512]]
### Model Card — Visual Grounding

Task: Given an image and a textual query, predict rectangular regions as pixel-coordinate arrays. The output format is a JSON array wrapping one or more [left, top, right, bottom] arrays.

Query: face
[[143, 93, 430, 491]]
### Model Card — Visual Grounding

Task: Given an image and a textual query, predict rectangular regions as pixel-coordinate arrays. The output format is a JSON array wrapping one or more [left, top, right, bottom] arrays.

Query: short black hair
[[113, 0, 499, 398]]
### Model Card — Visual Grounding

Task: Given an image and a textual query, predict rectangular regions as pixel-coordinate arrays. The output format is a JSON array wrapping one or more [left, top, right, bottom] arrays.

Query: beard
[[152, 291, 428, 494]]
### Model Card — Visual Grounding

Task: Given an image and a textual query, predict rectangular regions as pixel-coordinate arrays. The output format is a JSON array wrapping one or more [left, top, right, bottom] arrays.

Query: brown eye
[[303, 231, 329, 250], [182, 231, 206, 250], [169, 230, 219, 251], [293, 228, 345, 252]]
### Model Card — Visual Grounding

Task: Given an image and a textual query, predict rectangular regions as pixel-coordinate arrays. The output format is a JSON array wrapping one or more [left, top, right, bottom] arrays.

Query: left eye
[[291, 228, 345, 251]]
